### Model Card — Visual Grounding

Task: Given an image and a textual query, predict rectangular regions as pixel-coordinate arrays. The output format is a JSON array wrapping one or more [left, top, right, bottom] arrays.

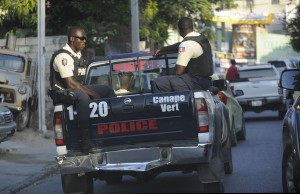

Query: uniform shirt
[[176, 32, 204, 67], [53, 44, 82, 78]]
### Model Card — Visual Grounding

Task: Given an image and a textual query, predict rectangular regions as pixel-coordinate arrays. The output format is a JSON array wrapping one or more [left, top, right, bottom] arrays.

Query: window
[[271, 0, 280, 4]]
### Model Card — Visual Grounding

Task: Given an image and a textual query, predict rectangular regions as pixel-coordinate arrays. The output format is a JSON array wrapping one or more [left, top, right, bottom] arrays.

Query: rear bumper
[[56, 144, 210, 175], [237, 96, 283, 111]]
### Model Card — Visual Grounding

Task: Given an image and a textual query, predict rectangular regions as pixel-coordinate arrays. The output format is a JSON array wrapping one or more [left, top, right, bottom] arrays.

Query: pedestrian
[[151, 17, 213, 93], [49, 26, 116, 153], [226, 59, 239, 82]]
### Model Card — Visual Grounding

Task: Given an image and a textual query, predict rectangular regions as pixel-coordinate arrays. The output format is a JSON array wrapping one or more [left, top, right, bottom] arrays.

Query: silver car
[[0, 105, 16, 143]]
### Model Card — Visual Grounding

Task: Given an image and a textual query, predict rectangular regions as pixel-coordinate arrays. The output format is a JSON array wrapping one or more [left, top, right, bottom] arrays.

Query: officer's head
[[231, 59, 236, 66], [67, 26, 87, 53], [178, 17, 193, 37]]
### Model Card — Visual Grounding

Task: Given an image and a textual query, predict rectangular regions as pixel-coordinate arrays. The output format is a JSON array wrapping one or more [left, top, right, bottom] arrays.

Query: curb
[[1, 162, 59, 194]]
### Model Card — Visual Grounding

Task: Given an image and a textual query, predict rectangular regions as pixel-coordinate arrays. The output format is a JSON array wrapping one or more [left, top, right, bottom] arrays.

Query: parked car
[[212, 74, 246, 147], [268, 59, 299, 75], [0, 49, 38, 131], [0, 105, 16, 143], [280, 69, 300, 193], [230, 64, 286, 119]]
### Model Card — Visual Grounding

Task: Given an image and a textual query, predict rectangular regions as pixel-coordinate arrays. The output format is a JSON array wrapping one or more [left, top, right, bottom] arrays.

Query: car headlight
[[0, 115, 5, 124], [18, 86, 27, 94]]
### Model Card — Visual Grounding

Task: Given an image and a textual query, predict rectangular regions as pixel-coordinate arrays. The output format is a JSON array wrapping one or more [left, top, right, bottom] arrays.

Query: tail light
[[196, 98, 209, 133], [218, 91, 228, 105], [53, 111, 64, 146]]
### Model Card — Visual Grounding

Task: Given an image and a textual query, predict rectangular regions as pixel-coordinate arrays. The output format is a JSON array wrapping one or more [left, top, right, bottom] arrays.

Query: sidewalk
[[0, 129, 58, 194]]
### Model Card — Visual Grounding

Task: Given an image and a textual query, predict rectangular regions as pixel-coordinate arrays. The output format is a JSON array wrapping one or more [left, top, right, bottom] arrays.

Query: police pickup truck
[[52, 52, 232, 193]]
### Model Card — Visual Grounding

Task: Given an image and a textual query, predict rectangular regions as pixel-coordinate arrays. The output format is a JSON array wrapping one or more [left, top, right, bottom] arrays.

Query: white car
[[230, 64, 286, 118]]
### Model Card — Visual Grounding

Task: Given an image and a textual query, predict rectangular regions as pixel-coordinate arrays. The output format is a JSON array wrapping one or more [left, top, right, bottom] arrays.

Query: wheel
[[237, 115, 246, 141], [202, 182, 224, 193], [231, 120, 238, 147], [105, 174, 122, 184], [224, 121, 233, 174], [61, 173, 94, 194], [279, 110, 286, 119], [14, 103, 30, 131], [282, 143, 300, 193]]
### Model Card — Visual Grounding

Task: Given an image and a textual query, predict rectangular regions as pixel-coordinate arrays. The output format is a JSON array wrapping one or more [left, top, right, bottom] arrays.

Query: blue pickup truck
[[52, 52, 232, 193]]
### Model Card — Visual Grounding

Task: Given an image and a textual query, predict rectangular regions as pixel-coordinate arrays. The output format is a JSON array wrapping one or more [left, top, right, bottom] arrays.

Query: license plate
[[251, 100, 262, 106]]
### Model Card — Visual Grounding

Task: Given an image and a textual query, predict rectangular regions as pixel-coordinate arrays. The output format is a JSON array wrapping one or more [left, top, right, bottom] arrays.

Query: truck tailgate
[[64, 91, 198, 146], [234, 79, 279, 99]]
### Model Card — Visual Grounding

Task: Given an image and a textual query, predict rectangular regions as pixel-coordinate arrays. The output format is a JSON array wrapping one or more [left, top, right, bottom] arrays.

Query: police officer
[[49, 26, 116, 153], [152, 17, 213, 92]]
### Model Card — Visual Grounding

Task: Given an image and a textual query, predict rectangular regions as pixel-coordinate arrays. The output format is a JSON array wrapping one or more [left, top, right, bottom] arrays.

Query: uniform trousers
[[151, 73, 212, 93], [72, 85, 116, 121]]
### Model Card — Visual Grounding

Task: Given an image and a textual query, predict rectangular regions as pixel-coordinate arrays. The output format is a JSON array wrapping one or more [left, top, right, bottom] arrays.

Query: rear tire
[[61, 173, 94, 194], [231, 121, 238, 147], [105, 174, 123, 184], [237, 115, 246, 140], [279, 110, 286, 119], [282, 142, 300, 193], [202, 182, 224, 193]]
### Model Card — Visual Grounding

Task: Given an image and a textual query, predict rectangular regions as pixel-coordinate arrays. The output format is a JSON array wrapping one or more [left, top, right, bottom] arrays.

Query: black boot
[[78, 121, 97, 154]]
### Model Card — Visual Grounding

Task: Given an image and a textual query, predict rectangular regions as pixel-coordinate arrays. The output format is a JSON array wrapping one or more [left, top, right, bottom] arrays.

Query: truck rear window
[[85, 54, 177, 95]]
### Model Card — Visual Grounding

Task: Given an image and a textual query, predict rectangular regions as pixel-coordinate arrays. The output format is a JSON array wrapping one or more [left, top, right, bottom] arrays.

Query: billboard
[[232, 24, 256, 60]]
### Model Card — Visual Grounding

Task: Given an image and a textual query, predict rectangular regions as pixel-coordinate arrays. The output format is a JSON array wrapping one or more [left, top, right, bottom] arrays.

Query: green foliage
[[283, 4, 300, 53], [0, 0, 37, 37], [0, 0, 236, 53]]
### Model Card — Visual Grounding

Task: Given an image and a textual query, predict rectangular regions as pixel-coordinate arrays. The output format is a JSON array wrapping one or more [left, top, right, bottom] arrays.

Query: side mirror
[[280, 69, 300, 91]]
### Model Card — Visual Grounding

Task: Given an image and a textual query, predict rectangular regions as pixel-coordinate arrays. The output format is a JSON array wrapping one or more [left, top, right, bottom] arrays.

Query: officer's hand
[[90, 92, 100, 100], [153, 49, 161, 57]]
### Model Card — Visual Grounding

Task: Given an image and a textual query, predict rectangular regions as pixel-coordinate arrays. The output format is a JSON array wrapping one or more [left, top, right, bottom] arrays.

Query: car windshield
[[238, 68, 277, 79], [0, 54, 25, 73]]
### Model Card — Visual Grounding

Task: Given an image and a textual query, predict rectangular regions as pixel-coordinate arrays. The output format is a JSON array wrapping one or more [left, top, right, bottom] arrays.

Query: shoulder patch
[[179, 47, 185, 53], [62, 58, 68, 66]]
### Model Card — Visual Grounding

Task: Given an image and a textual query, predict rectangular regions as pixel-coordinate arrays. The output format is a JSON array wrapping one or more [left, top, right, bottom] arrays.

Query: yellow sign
[[213, 13, 274, 25]]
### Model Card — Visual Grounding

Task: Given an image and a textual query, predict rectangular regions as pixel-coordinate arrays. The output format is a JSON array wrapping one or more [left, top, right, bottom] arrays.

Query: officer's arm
[[154, 42, 181, 56], [64, 77, 99, 99], [174, 64, 186, 75]]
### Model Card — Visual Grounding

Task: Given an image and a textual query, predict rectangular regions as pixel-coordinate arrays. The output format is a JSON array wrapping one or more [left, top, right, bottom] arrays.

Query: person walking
[[151, 17, 213, 93], [226, 59, 239, 82], [49, 26, 116, 153]]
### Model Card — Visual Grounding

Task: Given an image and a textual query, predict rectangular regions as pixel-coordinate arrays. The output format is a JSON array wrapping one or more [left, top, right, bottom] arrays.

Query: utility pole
[[221, 1, 226, 51], [131, 0, 140, 52], [38, 0, 47, 133]]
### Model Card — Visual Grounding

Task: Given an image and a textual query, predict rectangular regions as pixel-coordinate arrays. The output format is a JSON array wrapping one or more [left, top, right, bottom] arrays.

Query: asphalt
[[0, 128, 58, 194]]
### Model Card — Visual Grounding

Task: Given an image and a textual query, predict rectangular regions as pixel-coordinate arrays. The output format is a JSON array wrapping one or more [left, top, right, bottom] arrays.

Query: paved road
[[0, 129, 57, 194]]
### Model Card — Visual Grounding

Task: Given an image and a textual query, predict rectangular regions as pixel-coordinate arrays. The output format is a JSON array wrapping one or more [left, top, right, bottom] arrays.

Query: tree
[[283, 4, 300, 53], [0, 0, 236, 54], [0, 0, 37, 37]]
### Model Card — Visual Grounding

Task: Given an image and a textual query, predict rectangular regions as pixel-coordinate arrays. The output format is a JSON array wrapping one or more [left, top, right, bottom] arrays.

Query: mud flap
[[197, 150, 225, 184]]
